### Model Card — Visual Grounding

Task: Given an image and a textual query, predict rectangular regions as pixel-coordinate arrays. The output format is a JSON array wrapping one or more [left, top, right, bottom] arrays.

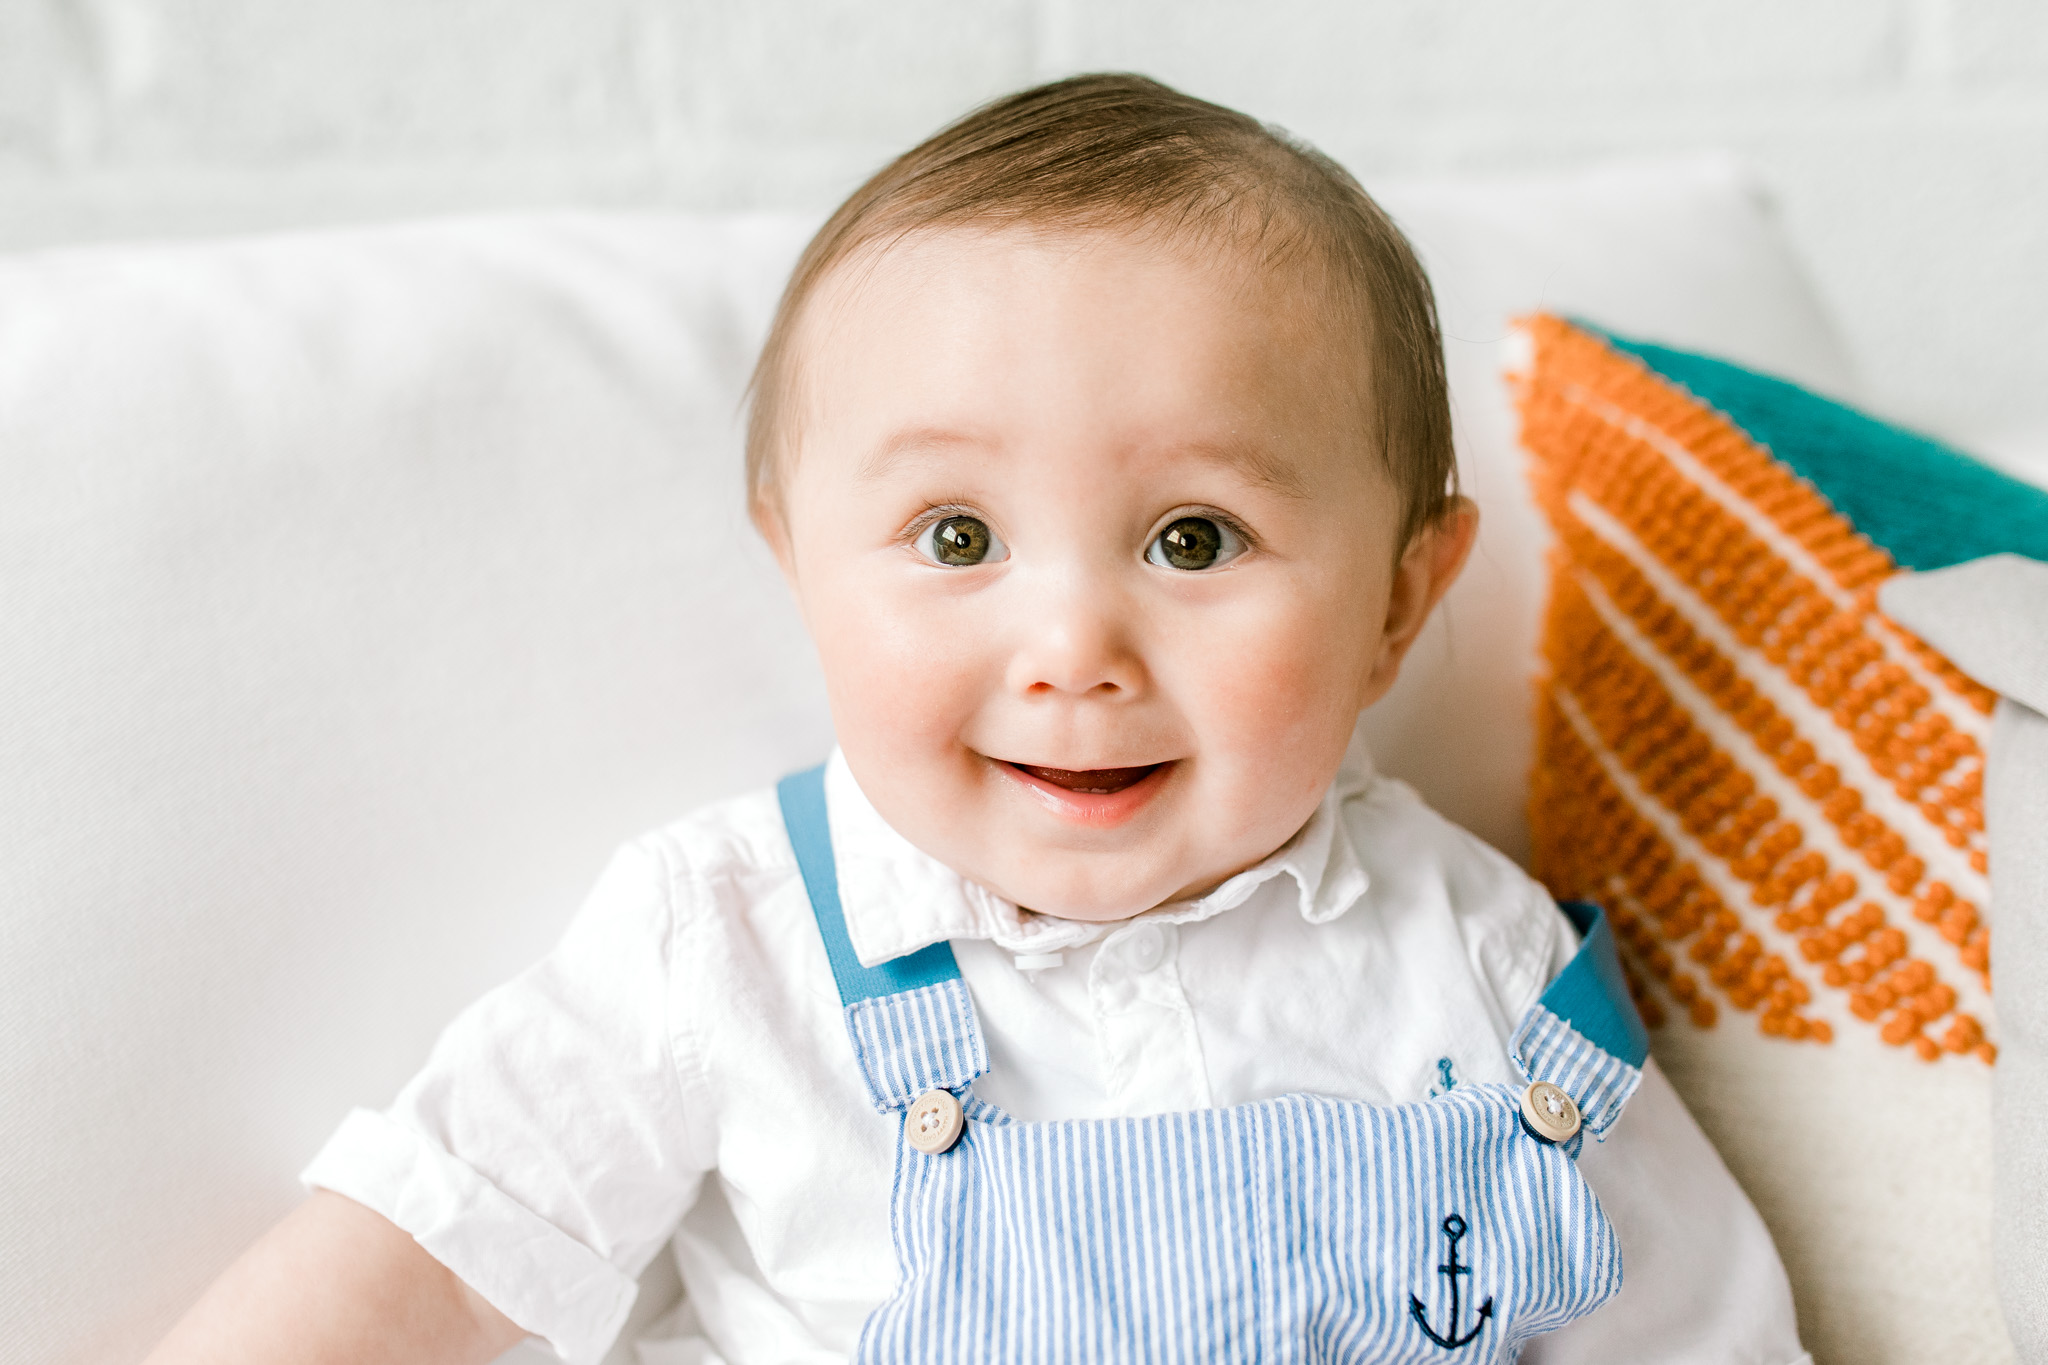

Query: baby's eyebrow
[[860, 427, 1313, 500], [857, 427, 984, 483], [1178, 437, 1313, 500]]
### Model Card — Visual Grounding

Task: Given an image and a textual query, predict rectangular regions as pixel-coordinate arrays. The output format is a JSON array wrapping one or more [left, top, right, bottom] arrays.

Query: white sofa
[[2, 159, 2016, 1364]]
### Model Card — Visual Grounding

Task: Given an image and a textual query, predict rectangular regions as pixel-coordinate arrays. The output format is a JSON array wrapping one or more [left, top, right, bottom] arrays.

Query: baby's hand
[[142, 1189, 524, 1365]]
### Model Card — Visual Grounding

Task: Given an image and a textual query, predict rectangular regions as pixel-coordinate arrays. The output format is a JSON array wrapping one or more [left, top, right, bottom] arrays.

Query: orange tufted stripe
[[1518, 316, 1995, 1063]]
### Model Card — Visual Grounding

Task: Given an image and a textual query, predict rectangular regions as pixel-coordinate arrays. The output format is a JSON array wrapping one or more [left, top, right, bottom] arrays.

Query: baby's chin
[[973, 845, 1253, 923], [854, 751, 1317, 921], [1017, 891, 1171, 924]]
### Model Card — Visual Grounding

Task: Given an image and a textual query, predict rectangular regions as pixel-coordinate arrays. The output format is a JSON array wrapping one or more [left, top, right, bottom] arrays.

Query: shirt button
[[905, 1089, 965, 1154], [1123, 923, 1167, 973], [1519, 1080, 1582, 1144]]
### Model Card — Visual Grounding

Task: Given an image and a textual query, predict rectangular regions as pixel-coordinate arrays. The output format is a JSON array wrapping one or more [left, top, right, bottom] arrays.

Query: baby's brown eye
[[1148, 516, 1245, 571], [919, 514, 1007, 567]]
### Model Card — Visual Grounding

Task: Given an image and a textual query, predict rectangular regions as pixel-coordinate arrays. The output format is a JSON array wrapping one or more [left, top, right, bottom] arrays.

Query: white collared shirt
[[304, 752, 1806, 1365]]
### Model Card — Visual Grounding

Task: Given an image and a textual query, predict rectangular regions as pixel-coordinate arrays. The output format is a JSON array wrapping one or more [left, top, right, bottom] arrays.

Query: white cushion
[[0, 159, 1857, 1363], [0, 213, 823, 1363], [1884, 556, 2048, 1360], [1365, 153, 1856, 863]]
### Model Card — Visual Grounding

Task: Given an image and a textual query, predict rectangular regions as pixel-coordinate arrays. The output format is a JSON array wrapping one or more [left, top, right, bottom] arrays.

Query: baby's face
[[766, 226, 1471, 921]]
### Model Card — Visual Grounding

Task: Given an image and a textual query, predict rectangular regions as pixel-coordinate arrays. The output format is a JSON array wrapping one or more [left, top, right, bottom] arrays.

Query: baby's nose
[[1004, 584, 1146, 699]]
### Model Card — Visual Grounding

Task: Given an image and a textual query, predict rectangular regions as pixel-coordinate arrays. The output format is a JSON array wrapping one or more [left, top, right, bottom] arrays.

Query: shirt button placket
[[1092, 921, 1209, 1114]]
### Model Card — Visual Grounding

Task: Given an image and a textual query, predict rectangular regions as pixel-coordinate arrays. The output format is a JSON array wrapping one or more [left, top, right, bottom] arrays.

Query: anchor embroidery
[[1431, 1056, 1458, 1095], [1408, 1213, 1494, 1349]]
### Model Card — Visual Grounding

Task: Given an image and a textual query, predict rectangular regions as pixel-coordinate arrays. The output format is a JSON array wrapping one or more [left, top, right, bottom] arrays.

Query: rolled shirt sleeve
[[1505, 922, 1808, 1365], [302, 837, 709, 1365], [1521, 1058, 1809, 1364]]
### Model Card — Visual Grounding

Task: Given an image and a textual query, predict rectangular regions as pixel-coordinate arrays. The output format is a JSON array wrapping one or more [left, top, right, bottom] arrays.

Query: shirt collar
[[824, 749, 1374, 967]]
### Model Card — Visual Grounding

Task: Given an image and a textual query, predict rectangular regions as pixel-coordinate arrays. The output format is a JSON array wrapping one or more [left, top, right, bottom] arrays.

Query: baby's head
[[750, 74, 1477, 922]]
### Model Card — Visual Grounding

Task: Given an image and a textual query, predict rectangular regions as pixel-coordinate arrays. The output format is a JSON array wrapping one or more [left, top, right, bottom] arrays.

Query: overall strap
[[1510, 900, 1649, 1140], [777, 766, 987, 1112]]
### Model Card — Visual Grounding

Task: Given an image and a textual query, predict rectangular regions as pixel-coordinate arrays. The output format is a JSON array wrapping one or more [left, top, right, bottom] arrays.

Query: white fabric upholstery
[[0, 160, 1860, 1364], [1362, 154, 1854, 864], [1883, 557, 2048, 1360], [0, 213, 826, 1364]]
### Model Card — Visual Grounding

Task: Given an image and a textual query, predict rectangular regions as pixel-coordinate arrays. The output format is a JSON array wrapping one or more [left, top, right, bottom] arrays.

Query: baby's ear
[[751, 493, 798, 584], [1361, 496, 1480, 705]]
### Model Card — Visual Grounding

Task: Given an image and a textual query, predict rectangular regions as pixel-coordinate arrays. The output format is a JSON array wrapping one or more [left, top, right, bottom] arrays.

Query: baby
[[148, 75, 1805, 1364]]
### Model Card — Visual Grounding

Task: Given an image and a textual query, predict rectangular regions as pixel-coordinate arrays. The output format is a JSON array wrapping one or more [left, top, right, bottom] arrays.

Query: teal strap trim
[[1540, 901, 1649, 1069], [776, 765, 963, 1007], [1577, 319, 2048, 573]]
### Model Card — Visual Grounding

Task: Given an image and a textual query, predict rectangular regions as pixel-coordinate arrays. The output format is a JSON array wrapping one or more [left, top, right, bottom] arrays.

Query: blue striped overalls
[[777, 767, 1649, 1362]]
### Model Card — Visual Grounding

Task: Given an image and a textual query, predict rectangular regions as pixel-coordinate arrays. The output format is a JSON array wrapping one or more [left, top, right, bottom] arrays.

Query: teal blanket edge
[[1572, 318, 2048, 574]]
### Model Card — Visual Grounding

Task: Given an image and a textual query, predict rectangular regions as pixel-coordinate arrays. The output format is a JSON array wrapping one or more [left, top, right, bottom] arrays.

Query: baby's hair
[[745, 72, 1454, 546]]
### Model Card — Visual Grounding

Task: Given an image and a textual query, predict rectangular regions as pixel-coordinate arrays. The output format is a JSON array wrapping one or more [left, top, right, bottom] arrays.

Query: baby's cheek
[[1177, 609, 1366, 851], [815, 583, 984, 751], [1201, 598, 1371, 748]]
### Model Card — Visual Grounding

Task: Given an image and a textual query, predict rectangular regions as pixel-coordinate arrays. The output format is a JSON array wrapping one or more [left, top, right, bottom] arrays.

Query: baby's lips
[[1006, 761, 1166, 796]]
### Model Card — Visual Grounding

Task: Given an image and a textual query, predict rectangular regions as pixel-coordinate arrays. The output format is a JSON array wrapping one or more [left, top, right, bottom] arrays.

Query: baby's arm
[[143, 1190, 526, 1364], [1491, 896, 1804, 1361], [148, 834, 709, 1362], [1520, 1059, 1806, 1363]]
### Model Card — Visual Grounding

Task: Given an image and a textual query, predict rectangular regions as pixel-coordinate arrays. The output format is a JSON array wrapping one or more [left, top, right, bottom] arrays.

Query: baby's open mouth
[[1006, 762, 1166, 796]]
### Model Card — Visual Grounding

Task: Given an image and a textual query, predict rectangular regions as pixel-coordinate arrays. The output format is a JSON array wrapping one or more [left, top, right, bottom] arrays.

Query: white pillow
[[0, 159, 1859, 1364], [1365, 154, 1855, 864], [0, 213, 824, 1363], [1883, 556, 2048, 1362]]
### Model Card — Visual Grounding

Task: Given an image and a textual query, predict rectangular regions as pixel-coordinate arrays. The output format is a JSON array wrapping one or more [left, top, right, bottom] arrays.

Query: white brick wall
[[2, 0, 2045, 435]]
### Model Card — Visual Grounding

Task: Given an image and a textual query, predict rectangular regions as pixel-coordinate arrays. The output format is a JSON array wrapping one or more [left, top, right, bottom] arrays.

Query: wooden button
[[1519, 1081, 1582, 1144], [905, 1089, 965, 1155]]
